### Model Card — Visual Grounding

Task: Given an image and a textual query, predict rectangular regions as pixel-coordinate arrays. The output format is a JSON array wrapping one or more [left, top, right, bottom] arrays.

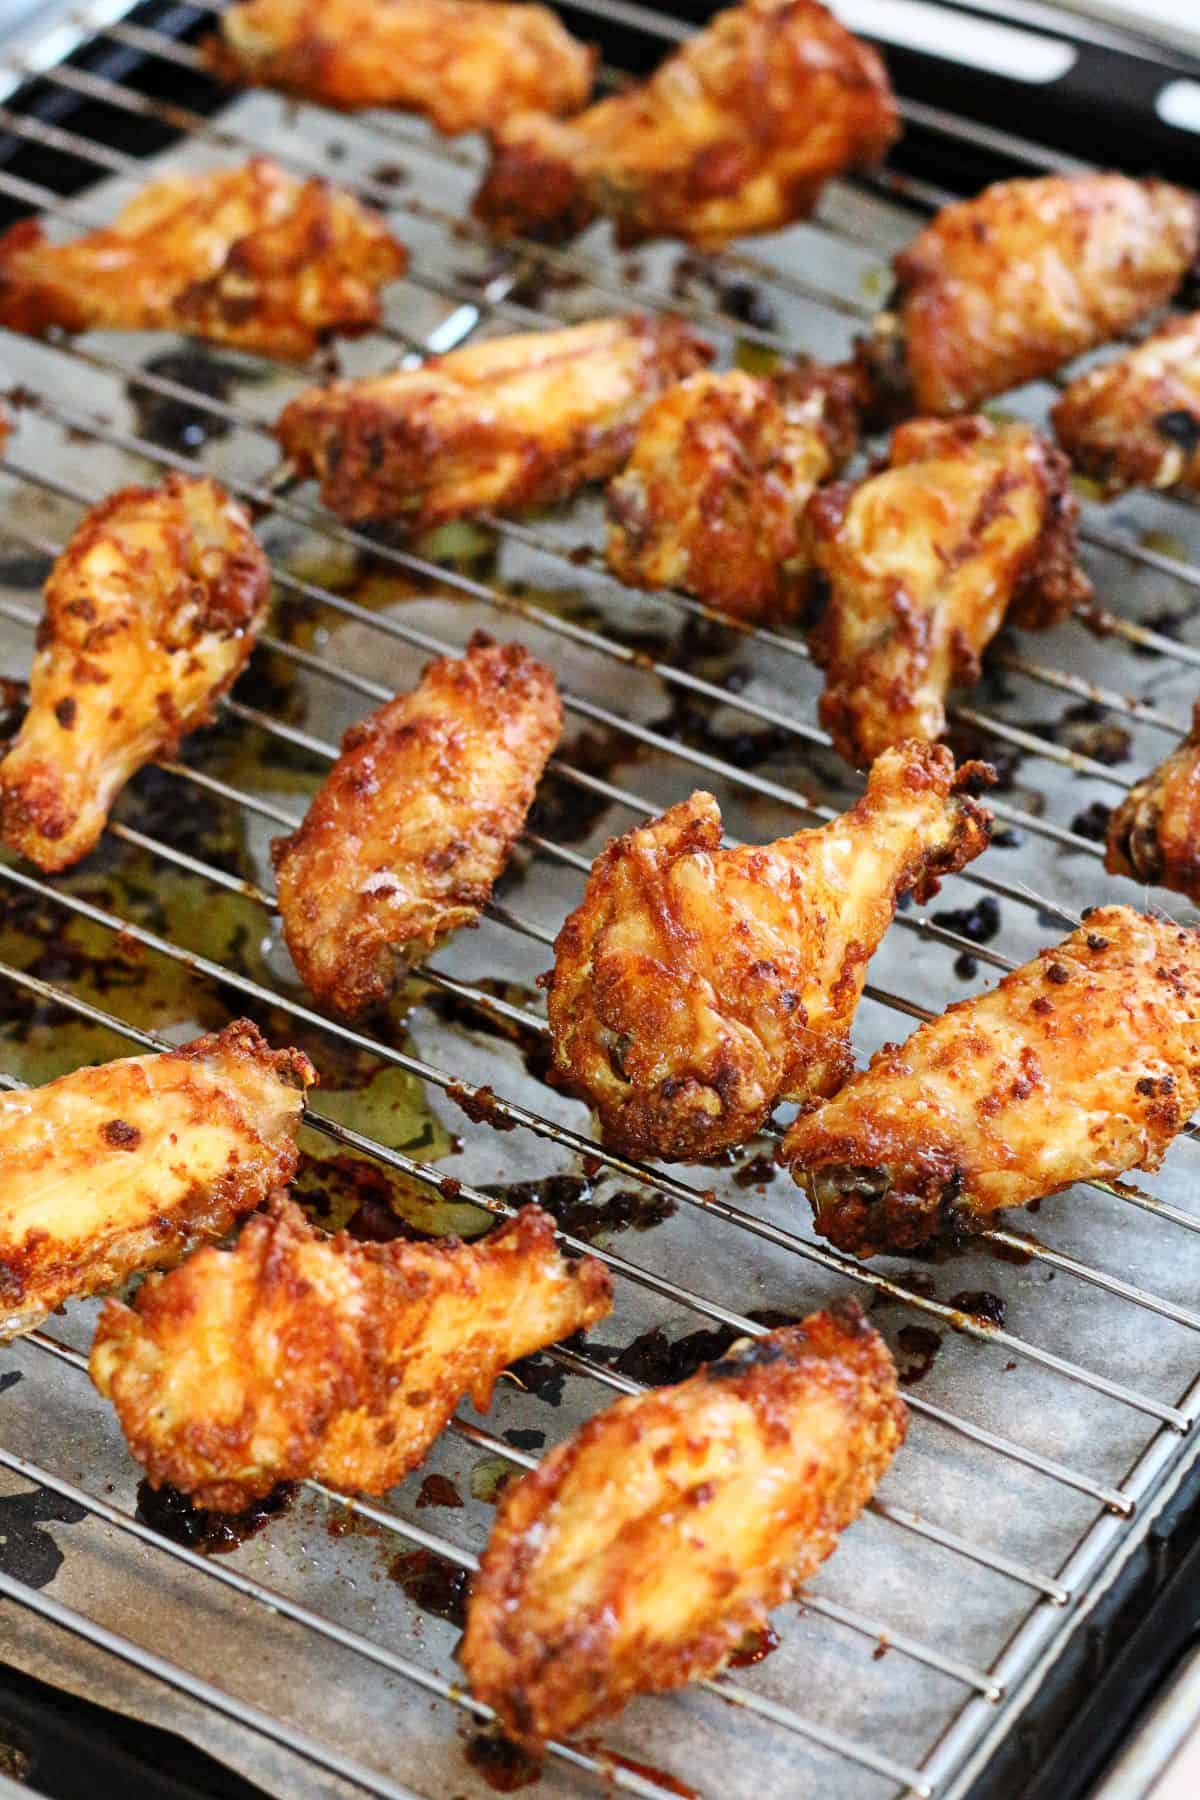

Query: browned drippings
[[729, 1623, 781, 1666], [895, 1324, 943, 1386], [950, 1289, 1008, 1328], [463, 1731, 542, 1792], [387, 1547, 469, 1628], [416, 1473, 464, 1510], [135, 1479, 296, 1554]]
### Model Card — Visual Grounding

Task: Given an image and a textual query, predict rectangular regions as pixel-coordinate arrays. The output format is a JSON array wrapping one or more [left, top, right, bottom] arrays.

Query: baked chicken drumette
[[1052, 310, 1200, 497], [804, 416, 1091, 767], [0, 475, 269, 872], [0, 158, 406, 360], [272, 635, 561, 1018], [203, 0, 594, 131], [1106, 701, 1200, 904], [855, 174, 1200, 419], [0, 1021, 313, 1339], [462, 1300, 905, 1745], [276, 314, 711, 530], [784, 906, 1200, 1255], [91, 1199, 612, 1509], [606, 364, 858, 623], [546, 741, 993, 1161], [474, 0, 897, 250]]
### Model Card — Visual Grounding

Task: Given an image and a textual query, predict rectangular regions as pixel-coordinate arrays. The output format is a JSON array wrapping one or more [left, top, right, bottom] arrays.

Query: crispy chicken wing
[[0, 475, 269, 873], [462, 1299, 905, 1746], [1052, 311, 1200, 497], [276, 314, 711, 529], [784, 905, 1200, 1256], [203, 0, 593, 130], [0, 159, 406, 360], [0, 1022, 313, 1339], [272, 634, 561, 1017], [473, 0, 897, 250], [546, 741, 993, 1162], [855, 175, 1200, 419], [804, 417, 1091, 767], [91, 1199, 612, 1510], [606, 365, 858, 622], [1106, 701, 1200, 903]]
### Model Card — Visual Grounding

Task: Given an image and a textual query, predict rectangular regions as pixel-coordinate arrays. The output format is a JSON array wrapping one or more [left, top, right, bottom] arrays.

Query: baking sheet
[[0, 76, 1199, 1800]]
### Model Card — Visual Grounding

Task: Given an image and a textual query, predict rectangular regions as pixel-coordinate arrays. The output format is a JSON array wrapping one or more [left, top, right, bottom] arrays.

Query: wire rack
[[1, 5, 1200, 1797]]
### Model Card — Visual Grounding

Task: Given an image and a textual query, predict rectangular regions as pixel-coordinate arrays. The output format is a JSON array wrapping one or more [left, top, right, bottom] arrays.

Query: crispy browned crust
[[201, 0, 593, 129], [606, 363, 859, 622], [854, 175, 1200, 419], [1106, 700, 1200, 901], [803, 416, 1091, 767], [1052, 311, 1200, 497], [0, 1020, 315, 1339], [272, 633, 561, 1017], [546, 741, 993, 1162], [91, 1199, 612, 1510], [0, 158, 405, 360], [784, 905, 1200, 1255], [276, 313, 711, 529], [474, 0, 897, 250], [462, 1298, 905, 1745], [0, 474, 270, 873]]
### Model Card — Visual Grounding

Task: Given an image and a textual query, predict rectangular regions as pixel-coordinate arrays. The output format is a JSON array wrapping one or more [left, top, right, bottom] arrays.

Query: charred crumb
[[480, 1173, 675, 1244], [368, 161, 410, 188], [504, 1428, 546, 1452], [503, 1353, 567, 1407], [932, 895, 1000, 950], [1020, 700, 1131, 766], [1070, 799, 1112, 843], [706, 1337, 787, 1379], [949, 1288, 1007, 1328], [135, 1478, 295, 1554], [991, 825, 1022, 849], [945, 724, 1021, 792], [1129, 606, 1186, 654], [448, 1082, 519, 1131]]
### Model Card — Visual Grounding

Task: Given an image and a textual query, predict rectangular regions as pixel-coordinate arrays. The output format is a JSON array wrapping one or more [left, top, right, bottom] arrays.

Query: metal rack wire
[[2, 5, 1200, 1797]]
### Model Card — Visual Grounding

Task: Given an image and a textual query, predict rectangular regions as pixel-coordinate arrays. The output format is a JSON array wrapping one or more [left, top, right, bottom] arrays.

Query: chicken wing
[[1106, 701, 1200, 903], [276, 314, 711, 529], [91, 1199, 612, 1510], [0, 475, 270, 873], [1052, 311, 1200, 497], [473, 0, 897, 251], [546, 741, 993, 1162], [606, 365, 858, 622], [272, 634, 561, 1017], [0, 159, 406, 361], [804, 417, 1091, 767], [203, 0, 593, 130], [855, 175, 1200, 419], [784, 905, 1200, 1256], [462, 1299, 904, 1746], [0, 1021, 313, 1339]]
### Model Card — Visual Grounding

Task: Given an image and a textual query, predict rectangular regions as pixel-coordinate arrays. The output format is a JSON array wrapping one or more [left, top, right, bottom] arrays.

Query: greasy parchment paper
[[1, 69, 1200, 1800]]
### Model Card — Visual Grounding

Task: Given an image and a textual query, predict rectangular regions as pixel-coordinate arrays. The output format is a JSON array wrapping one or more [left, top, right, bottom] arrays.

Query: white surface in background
[[1035, 0, 1200, 56], [837, 0, 1077, 79]]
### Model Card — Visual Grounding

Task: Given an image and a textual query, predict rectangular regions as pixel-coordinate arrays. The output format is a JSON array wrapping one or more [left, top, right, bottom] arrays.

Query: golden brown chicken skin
[[546, 741, 993, 1162], [856, 175, 1200, 419], [277, 314, 711, 530], [272, 635, 561, 1018], [0, 1022, 313, 1340], [474, 0, 897, 251], [1106, 701, 1200, 903], [804, 416, 1091, 767], [91, 1199, 612, 1511], [606, 364, 858, 622], [462, 1298, 904, 1746], [0, 476, 269, 873], [203, 0, 593, 130], [0, 159, 406, 361], [1052, 311, 1200, 497], [785, 905, 1200, 1256]]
